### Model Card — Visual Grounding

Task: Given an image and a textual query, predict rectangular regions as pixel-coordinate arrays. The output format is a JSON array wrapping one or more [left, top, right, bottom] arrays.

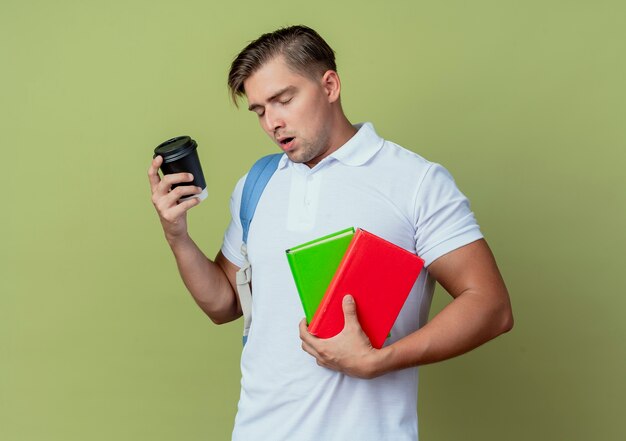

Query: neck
[[305, 109, 358, 168], [332, 114, 359, 149]]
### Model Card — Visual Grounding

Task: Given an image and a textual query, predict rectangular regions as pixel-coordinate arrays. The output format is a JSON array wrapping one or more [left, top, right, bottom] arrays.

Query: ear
[[321, 70, 341, 103]]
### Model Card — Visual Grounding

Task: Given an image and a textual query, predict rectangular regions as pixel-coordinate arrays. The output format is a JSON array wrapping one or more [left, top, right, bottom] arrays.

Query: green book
[[285, 227, 355, 323]]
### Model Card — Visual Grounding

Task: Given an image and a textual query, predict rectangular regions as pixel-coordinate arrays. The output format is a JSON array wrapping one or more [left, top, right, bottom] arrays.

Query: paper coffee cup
[[154, 136, 208, 202]]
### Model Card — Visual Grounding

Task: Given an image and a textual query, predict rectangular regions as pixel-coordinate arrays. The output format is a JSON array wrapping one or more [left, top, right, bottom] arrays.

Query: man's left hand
[[299, 295, 384, 379]]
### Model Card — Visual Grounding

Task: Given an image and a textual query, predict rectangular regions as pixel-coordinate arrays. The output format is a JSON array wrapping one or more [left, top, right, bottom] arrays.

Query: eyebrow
[[248, 86, 297, 112]]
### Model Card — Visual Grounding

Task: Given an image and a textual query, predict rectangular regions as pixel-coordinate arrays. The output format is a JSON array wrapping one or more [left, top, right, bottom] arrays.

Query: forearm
[[376, 288, 513, 375], [167, 233, 241, 324]]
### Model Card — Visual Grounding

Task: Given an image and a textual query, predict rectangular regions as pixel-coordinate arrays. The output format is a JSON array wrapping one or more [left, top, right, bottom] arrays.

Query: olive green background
[[1, 0, 624, 440]]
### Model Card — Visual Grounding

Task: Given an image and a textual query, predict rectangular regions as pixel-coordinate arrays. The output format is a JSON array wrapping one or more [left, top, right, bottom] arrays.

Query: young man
[[148, 25, 513, 441]]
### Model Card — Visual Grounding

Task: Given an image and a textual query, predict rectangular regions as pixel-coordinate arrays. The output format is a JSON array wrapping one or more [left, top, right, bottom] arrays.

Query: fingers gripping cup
[[154, 136, 208, 202]]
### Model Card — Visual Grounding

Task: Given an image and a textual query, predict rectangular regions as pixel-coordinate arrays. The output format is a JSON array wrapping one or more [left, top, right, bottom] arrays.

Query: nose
[[263, 108, 285, 133]]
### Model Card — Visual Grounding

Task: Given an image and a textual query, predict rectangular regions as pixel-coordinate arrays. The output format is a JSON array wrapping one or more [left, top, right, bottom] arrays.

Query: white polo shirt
[[221, 122, 483, 441]]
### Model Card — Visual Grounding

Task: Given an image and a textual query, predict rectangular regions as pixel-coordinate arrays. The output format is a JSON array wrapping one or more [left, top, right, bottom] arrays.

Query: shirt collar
[[329, 122, 384, 166], [277, 122, 384, 170]]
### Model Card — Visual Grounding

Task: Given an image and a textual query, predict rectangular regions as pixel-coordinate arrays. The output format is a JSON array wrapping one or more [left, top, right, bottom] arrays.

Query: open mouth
[[278, 137, 296, 151]]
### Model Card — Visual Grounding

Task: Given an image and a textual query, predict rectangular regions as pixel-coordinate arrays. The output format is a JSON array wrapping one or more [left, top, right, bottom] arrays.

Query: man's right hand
[[148, 155, 203, 241]]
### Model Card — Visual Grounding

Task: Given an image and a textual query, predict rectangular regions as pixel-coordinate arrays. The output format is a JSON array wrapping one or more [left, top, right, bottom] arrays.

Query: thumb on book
[[342, 294, 357, 323]]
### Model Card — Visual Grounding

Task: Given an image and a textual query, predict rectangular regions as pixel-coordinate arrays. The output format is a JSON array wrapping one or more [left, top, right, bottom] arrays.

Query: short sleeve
[[220, 175, 247, 268], [413, 163, 483, 267]]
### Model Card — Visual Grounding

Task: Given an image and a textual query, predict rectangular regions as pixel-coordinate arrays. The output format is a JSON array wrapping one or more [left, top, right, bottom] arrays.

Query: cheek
[[295, 98, 327, 131]]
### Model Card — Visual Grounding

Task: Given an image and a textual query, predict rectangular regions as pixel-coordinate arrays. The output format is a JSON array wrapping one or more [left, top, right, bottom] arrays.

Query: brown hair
[[227, 25, 337, 106]]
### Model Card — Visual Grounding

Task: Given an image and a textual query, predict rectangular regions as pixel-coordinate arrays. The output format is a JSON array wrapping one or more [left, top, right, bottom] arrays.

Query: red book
[[308, 228, 424, 349]]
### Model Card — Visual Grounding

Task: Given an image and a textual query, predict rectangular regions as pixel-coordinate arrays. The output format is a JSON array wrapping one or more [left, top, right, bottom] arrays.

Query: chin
[[285, 145, 318, 165], [286, 151, 306, 163]]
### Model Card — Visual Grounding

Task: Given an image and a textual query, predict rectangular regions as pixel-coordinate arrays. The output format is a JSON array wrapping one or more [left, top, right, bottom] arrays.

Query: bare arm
[[167, 239, 242, 324], [376, 238, 513, 372], [299, 239, 514, 378], [148, 156, 242, 324]]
